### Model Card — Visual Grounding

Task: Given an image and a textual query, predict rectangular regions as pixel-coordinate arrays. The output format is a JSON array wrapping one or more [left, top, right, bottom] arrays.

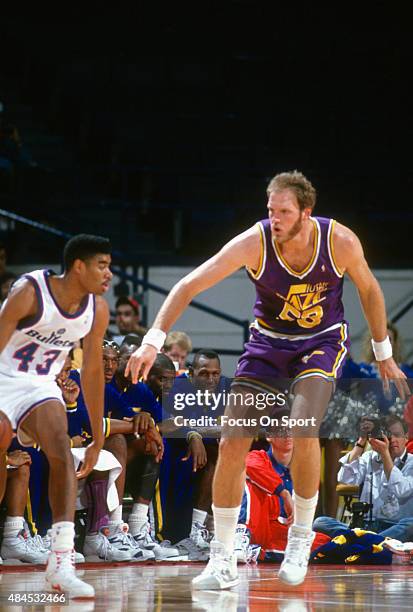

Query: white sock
[[108, 520, 123, 536], [293, 492, 318, 530], [128, 503, 149, 536], [51, 521, 75, 552], [212, 504, 241, 555], [109, 505, 123, 524], [192, 508, 207, 529], [4, 516, 24, 538]]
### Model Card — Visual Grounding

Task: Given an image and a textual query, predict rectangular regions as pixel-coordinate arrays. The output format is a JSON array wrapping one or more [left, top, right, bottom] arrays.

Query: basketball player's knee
[[218, 438, 249, 467], [43, 430, 72, 463], [293, 437, 320, 454], [105, 433, 127, 459]]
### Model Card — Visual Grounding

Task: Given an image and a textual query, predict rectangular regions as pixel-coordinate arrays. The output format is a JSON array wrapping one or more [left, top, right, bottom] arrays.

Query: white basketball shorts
[[0, 372, 64, 446]]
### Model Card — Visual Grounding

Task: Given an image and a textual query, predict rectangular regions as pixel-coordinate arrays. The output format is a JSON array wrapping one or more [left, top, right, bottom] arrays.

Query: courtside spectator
[[112, 296, 146, 345], [314, 415, 413, 542], [235, 430, 329, 563], [162, 331, 193, 372]]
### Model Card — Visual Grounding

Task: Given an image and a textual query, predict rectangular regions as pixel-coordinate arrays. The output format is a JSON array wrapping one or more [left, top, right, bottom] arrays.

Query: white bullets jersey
[[0, 269, 95, 381]]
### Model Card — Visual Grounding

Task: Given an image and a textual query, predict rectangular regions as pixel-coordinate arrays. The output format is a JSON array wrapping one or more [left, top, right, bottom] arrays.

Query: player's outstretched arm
[[334, 222, 410, 399], [0, 279, 37, 355], [78, 296, 110, 479], [126, 225, 262, 383]]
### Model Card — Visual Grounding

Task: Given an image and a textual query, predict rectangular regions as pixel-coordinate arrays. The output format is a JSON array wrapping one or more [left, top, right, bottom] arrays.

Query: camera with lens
[[359, 415, 386, 441], [350, 501, 372, 529]]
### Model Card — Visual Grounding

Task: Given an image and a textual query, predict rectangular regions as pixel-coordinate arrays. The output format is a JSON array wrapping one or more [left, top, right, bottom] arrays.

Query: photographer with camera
[[313, 415, 413, 542]]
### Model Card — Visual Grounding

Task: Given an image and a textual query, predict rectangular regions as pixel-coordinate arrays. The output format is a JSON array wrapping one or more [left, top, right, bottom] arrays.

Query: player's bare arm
[[126, 225, 262, 382], [78, 296, 109, 478], [0, 279, 38, 355], [333, 222, 410, 398]]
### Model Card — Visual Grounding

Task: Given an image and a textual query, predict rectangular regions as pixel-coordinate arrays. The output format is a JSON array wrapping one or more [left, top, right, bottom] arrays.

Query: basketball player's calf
[[191, 441, 218, 539], [20, 400, 91, 592], [192, 435, 252, 590], [278, 376, 333, 586], [0, 450, 49, 564]]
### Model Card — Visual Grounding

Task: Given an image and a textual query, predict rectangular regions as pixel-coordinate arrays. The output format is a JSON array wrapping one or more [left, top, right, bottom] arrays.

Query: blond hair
[[164, 331, 192, 353], [267, 170, 316, 211]]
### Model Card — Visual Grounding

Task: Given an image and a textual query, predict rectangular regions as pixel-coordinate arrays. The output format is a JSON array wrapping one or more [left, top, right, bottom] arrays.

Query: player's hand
[[133, 412, 153, 434], [280, 489, 294, 525], [377, 357, 411, 400], [76, 440, 101, 479], [125, 344, 158, 384], [7, 450, 32, 467], [71, 435, 86, 448], [143, 427, 164, 462], [182, 436, 207, 472], [57, 377, 80, 405]]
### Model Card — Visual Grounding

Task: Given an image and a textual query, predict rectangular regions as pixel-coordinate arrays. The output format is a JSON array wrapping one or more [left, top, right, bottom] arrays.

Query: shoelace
[[135, 522, 155, 546], [30, 534, 49, 553], [246, 545, 261, 564], [124, 532, 142, 550], [235, 532, 249, 549], [96, 533, 111, 560], [54, 549, 76, 572], [15, 530, 36, 554], [204, 552, 233, 578], [42, 531, 52, 550], [284, 535, 311, 567], [192, 525, 210, 548], [177, 537, 200, 554]]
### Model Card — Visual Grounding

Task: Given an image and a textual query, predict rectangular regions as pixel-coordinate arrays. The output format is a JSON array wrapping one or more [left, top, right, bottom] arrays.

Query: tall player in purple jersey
[[126, 171, 409, 588], [0, 235, 112, 598]]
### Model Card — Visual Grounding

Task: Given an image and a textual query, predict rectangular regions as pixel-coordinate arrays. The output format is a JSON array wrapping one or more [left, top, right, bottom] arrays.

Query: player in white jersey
[[0, 234, 112, 598]]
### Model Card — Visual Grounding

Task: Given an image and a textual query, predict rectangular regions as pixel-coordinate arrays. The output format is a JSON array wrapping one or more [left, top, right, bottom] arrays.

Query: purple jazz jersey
[[247, 216, 344, 334], [235, 216, 349, 386]]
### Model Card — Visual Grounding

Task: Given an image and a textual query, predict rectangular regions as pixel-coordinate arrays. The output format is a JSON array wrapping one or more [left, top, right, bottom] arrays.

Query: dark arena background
[[0, 3, 412, 611]]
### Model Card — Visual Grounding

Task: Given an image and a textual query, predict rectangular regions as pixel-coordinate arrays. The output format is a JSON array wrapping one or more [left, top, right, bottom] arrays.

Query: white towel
[[71, 448, 122, 512]]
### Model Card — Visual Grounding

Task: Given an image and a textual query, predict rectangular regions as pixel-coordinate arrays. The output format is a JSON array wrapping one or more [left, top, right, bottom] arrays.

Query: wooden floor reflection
[[1, 561, 413, 611]]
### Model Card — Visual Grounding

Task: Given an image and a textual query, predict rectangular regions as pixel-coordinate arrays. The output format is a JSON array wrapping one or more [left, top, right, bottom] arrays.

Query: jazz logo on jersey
[[276, 282, 329, 329], [302, 350, 325, 364]]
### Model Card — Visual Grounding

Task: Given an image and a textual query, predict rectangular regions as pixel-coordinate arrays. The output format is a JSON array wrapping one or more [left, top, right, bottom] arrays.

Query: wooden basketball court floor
[[0, 561, 412, 611]]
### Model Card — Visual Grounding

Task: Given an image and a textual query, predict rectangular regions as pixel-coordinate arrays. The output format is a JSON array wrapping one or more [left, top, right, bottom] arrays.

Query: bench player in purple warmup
[[126, 171, 409, 588], [0, 234, 112, 598]]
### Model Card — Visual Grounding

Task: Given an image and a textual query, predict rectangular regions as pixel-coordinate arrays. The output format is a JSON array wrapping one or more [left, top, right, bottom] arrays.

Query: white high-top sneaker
[[83, 528, 132, 562], [192, 541, 239, 590], [108, 524, 155, 562], [190, 521, 211, 549], [1, 529, 49, 565], [42, 530, 85, 563], [132, 522, 180, 560], [233, 524, 261, 564], [177, 521, 211, 561], [45, 549, 94, 598], [233, 524, 250, 564], [278, 525, 315, 586]]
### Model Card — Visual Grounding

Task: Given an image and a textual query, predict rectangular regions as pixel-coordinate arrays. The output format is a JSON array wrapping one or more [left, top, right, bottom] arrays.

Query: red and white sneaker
[[45, 549, 94, 598]]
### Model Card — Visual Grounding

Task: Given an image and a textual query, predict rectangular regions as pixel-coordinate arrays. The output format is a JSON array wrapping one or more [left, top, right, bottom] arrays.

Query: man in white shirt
[[313, 415, 413, 542]]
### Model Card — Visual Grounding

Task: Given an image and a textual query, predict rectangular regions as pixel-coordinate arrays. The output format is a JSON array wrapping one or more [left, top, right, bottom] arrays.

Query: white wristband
[[142, 328, 167, 352], [371, 336, 393, 361]]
